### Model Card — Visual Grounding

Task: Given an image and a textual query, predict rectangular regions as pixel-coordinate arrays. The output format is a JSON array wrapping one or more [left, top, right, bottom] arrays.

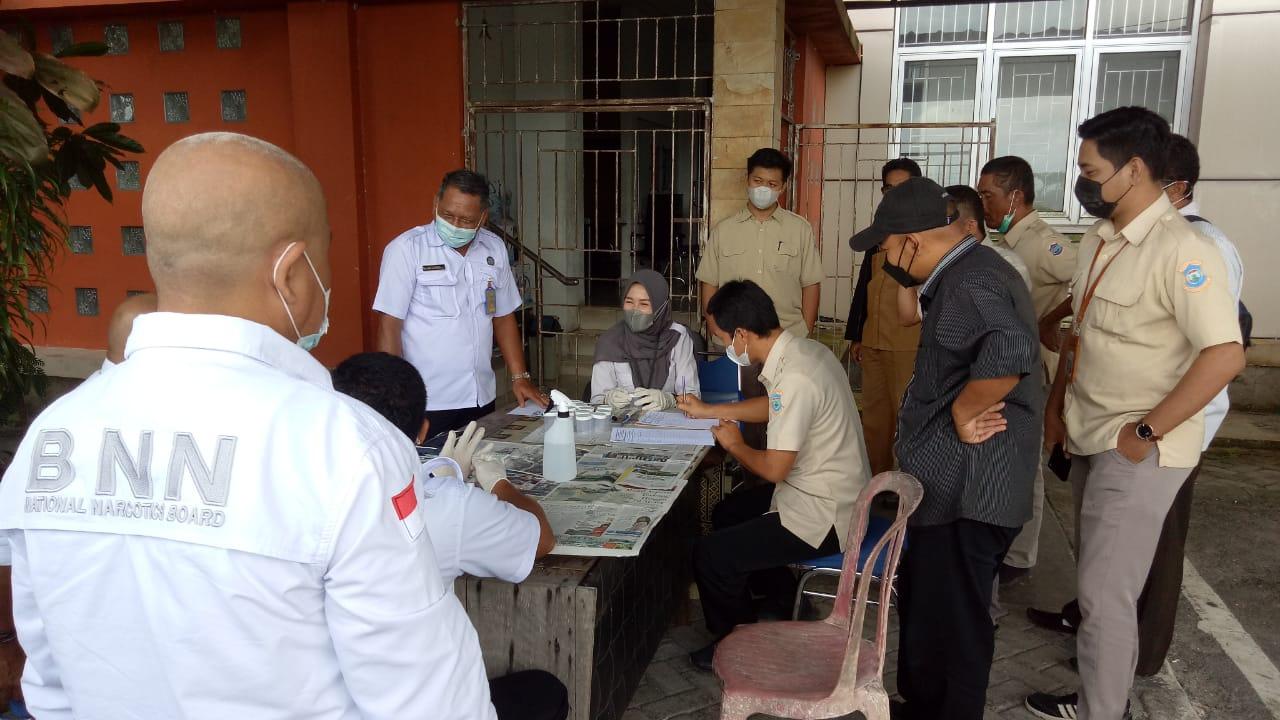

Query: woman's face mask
[[624, 308, 655, 333]]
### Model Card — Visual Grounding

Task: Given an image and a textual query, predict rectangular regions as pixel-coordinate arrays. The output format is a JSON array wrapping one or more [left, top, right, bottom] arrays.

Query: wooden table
[[450, 409, 709, 720]]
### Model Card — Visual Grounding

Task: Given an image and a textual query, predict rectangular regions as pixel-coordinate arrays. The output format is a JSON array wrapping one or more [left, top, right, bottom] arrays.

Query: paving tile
[[636, 687, 718, 720]]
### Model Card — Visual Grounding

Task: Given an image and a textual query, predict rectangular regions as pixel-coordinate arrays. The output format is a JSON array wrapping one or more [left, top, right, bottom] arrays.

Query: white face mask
[[273, 242, 331, 352], [725, 331, 750, 367], [748, 185, 780, 210]]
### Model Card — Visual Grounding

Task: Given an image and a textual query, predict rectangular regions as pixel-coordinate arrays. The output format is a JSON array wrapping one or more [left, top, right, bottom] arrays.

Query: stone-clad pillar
[[710, 0, 786, 225]]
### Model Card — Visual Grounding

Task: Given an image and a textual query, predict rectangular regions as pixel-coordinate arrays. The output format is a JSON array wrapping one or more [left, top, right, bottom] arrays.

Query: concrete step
[[1212, 409, 1280, 451], [1234, 339, 1280, 413]]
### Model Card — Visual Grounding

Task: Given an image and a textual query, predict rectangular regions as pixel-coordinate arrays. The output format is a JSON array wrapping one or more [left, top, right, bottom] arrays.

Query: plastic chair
[[713, 471, 924, 720], [789, 514, 901, 619], [697, 354, 742, 405]]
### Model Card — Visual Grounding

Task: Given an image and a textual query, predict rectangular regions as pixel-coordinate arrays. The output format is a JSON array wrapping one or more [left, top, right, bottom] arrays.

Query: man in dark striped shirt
[[851, 177, 1042, 720]]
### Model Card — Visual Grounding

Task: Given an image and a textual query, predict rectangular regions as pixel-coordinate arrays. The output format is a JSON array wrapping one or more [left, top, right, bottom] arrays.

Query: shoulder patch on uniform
[[769, 391, 784, 413], [1180, 260, 1209, 293], [1049, 242, 1064, 256], [392, 477, 425, 541]]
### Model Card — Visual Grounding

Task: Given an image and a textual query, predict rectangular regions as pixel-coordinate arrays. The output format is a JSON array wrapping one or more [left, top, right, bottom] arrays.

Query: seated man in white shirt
[[332, 351, 564, 720]]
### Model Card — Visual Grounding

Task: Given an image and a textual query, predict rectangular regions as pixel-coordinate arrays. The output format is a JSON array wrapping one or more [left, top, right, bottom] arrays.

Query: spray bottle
[[543, 389, 577, 481]]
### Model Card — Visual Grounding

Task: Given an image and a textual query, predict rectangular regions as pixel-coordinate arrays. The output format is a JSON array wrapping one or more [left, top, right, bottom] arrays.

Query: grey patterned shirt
[[896, 238, 1043, 528]]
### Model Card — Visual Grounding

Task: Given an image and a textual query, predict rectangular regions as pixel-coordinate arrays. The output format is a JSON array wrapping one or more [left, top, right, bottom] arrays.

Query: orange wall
[[14, 0, 466, 367], [792, 32, 827, 244], [28, 7, 295, 349], [354, 1, 466, 347]]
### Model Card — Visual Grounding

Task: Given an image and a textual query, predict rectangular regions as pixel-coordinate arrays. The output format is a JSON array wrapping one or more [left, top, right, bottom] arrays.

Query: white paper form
[[610, 426, 715, 446]]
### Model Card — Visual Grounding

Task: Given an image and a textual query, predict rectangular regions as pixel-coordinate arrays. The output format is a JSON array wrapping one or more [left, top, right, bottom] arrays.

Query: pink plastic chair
[[712, 471, 924, 720]]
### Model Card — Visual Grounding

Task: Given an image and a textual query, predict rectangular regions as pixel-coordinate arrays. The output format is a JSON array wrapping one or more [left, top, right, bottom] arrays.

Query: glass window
[[995, 55, 1076, 212], [1095, 0, 1192, 37], [899, 4, 988, 46], [994, 0, 1086, 42], [901, 59, 979, 186], [1094, 51, 1180, 123]]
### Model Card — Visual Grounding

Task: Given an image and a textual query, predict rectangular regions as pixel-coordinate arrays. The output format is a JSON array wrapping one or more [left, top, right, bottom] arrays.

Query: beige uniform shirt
[[992, 211, 1076, 320], [697, 207, 823, 337], [991, 210, 1076, 376], [1064, 194, 1241, 469], [759, 331, 871, 549]]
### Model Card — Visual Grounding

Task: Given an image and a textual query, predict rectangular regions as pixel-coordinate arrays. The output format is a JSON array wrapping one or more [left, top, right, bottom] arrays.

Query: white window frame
[[890, 0, 1203, 231]]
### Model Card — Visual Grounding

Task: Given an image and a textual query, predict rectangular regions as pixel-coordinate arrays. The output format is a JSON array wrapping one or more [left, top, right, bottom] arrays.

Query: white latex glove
[[440, 421, 485, 479], [633, 388, 676, 412], [473, 457, 508, 493], [603, 387, 633, 410]]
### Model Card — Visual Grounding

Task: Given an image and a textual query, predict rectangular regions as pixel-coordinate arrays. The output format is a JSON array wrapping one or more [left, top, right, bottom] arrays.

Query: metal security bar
[[469, 101, 710, 391], [789, 121, 996, 365], [462, 0, 713, 104]]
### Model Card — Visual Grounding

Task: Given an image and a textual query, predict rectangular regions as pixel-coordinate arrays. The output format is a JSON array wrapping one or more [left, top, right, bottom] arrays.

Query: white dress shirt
[[417, 457, 540, 585], [0, 313, 495, 720], [373, 224, 523, 411], [1180, 201, 1245, 449], [590, 322, 701, 402]]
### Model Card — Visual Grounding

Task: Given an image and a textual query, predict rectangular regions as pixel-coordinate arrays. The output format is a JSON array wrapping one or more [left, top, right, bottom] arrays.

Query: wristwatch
[[1135, 422, 1160, 442], [511, 372, 532, 382]]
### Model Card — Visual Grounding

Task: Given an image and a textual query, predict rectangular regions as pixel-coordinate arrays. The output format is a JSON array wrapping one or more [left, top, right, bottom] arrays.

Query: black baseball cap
[[849, 176, 953, 251]]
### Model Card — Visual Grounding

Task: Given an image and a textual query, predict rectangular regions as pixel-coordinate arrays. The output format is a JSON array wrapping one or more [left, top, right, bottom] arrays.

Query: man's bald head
[[107, 292, 158, 364], [142, 133, 328, 299]]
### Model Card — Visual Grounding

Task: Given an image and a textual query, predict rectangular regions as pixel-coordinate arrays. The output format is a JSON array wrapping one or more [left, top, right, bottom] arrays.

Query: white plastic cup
[[592, 410, 611, 443], [574, 411, 593, 442]]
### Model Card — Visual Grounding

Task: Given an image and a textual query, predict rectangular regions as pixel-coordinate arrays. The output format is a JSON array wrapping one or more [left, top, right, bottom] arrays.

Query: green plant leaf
[[32, 53, 99, 114], [83, 122, 121, 139], [95, 132, 143, 153], [0, 85, 49, 163], [0, 30, 35, 78], [53, 42, 108, 59]]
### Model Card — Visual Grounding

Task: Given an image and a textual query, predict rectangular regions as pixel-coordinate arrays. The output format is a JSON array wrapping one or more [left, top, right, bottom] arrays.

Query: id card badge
[[484, 279, 497, 315]]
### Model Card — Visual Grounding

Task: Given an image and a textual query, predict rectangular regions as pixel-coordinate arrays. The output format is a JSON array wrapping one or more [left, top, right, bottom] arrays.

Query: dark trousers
[[897, 519, 1019, 720], [1058, 461, 1199, 676], [489, 670, 569, 720], [425, 401, 496, 437], [693, 484, 840, 639]]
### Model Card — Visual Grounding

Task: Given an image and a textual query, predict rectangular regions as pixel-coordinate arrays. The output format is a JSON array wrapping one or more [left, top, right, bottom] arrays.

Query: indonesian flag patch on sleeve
[[392, 476, 425, 542]]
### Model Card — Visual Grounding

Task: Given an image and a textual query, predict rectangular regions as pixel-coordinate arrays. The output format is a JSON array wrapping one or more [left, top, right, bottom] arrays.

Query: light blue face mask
[[273, 242, 331, 352], [725, 331, 751, 367], [435, 215, 479, 249]]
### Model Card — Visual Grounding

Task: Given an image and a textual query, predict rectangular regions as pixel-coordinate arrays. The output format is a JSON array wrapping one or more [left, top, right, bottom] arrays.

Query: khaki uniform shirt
[[863, 252, 922, 351], [759, 331, 871, 549], [991, 211, 1075, 376], [697, 207, 823, 337], [1064, 194, 1241, 469]]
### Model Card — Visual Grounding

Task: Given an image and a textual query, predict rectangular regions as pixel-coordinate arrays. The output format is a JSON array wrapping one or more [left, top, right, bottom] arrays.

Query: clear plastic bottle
[[543, 391, 577, 482]]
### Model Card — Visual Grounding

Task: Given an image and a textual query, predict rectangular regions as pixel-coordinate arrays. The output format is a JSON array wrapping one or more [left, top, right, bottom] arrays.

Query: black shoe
[[1027, 606, 1079, 635], [1026, 692, 1079, 719], [999, 563, 1031, 585], [689, 641, 717, 672], [889, 699, 908, 720], [1026, 692, 1130, 720]]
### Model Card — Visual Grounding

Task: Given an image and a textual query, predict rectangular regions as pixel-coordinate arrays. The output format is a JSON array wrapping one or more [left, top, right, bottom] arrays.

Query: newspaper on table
[[477, 438, 704, 557]]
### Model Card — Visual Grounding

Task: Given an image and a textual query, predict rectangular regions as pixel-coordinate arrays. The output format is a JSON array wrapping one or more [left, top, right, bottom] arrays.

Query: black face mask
[[1074, 162, 1134, 218], [882, 240, 921, 288]]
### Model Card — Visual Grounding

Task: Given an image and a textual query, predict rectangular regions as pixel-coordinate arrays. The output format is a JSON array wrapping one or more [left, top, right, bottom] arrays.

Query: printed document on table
[[610, 426, 715, 446], [635, 411, 719, 430], [508, 400, 548, 417]]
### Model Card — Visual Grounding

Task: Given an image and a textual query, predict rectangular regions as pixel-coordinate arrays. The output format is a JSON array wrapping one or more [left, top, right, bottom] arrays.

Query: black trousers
[[897, 519, 1019, 720], [693, 484, 840, 639], [489, 670, 569, 720], [425, 401, 496, 437]]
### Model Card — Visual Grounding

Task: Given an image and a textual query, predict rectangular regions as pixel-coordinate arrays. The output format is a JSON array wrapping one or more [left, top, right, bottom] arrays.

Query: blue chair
[[791, 514, 902, 618], [697, 354, 742, 405]]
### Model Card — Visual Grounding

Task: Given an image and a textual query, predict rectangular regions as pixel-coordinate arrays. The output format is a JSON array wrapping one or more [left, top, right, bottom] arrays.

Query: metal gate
[[789, 121, 997, 363], [462, 0, 713, 392]]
